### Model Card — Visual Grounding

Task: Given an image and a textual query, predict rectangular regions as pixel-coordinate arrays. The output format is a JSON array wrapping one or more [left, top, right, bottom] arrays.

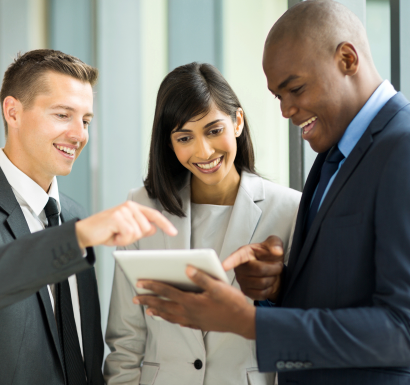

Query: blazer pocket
[[324, 212, 363, 229], [247, 367, 275, 385], [140, 362, 160, 385]]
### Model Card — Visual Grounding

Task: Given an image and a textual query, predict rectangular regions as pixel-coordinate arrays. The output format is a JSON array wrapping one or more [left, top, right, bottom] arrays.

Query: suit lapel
[[284, 92, 410, 298], [77, 269, 98, 381], [219, 173, 263, 285], [162, 182, 191, 250], [0, 167, 66, 377], [161, 181, 206, 347], [285, 152, 326, 278], [203, 173, 263, 339]]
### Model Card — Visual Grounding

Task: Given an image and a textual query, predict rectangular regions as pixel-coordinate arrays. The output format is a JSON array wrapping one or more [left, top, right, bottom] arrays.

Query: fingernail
[[186, 266, 197, 277], [273, 246, 282, 252], [136, 282, 143, 288], [146, 309, 153, 316], [133, 297, 140, 304], [170, 227, 178, 236]]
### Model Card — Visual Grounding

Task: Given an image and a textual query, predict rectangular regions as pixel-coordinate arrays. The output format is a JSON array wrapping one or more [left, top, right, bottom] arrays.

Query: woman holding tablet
[[104, 62, 301, 385]]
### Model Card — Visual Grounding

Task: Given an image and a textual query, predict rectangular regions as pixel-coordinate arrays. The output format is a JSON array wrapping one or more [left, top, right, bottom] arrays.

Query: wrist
[[237, 304, 256, 339], [75, 220, 88, 249]]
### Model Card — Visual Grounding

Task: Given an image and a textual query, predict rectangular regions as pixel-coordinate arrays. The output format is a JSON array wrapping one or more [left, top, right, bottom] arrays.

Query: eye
[[290, 86, 303, 94], [176, 136, 192, 143], [208, 127, 223, 136], [83, 121, 90, 127], [57, 114, 68, 119], [274, 94, 282, 101]]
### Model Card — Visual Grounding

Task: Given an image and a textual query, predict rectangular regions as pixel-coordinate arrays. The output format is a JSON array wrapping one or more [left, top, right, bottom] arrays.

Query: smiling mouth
[[53, 144, 76, 157], [299, 116, 318, 135], [193, 156, 223, 173]]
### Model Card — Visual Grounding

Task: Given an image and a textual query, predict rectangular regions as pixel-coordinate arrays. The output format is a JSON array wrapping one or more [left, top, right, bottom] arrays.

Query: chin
[[56, 166, 73, 177], [192, 172, 221, 186]]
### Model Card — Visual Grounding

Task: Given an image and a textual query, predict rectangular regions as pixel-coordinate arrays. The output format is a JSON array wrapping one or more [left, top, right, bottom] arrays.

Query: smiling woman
[[145, 62, 256, 216], [104, 62, 301, 385]]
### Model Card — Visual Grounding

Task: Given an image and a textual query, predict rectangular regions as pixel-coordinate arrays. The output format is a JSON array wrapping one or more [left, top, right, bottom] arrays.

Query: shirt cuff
[[254, 299, 276, 307]]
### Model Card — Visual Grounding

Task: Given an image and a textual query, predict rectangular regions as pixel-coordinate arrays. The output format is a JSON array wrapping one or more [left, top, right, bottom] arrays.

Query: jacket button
[[276, 361, 285, 370], [194, 359, 203, 370]]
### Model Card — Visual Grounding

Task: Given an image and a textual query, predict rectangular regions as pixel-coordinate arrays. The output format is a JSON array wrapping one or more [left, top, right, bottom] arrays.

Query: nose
[[68, 119, 88, 144], [195, 137, 214, 160], [281, 97, 298, 120]]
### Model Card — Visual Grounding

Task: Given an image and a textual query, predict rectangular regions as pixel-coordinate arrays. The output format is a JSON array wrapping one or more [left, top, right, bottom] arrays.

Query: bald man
[[134, 1, 410, 384]]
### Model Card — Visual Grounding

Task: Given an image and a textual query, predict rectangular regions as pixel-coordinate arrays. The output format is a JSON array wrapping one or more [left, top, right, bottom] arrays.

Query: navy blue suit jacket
[[256, 92, 410, 385]]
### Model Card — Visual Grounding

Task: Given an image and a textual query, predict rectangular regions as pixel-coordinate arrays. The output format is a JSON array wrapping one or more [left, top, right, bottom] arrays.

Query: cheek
[[173, 144, 192, 165], [218, 135, 237, 157]]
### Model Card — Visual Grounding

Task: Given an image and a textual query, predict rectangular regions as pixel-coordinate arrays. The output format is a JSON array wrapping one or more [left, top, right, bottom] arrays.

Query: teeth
[[300, 116, 317, 128], [56, 145, 75, 155], [197, 157, 221, 170]]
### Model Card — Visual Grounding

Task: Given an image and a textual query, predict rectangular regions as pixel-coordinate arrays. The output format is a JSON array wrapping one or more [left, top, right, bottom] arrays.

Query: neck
[[354, 67, 384, 114], [3, 143, 52, 192], [191, 167, 241, 205]]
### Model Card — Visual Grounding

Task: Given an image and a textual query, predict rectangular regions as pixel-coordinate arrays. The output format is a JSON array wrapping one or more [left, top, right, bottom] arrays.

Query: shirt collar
[[338, 80, 397, 158], [0, 149, 60, 216]]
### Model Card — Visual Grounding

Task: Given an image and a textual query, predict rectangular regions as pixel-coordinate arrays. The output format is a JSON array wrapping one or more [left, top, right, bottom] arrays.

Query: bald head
[[266, 0, 372, 63], [262, 0, 383, 154]]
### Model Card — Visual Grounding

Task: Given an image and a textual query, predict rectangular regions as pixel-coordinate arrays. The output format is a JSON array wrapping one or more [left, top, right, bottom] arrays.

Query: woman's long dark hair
[[144, 62, 256, 217]]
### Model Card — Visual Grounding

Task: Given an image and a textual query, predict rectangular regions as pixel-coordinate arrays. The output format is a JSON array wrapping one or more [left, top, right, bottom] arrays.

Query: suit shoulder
[[59, 192, 87, 219], [127, 186, 159, 210], [261, 177, 302, 206]]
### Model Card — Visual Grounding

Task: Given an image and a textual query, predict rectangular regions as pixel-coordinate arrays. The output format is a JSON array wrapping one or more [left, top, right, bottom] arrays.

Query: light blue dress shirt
[[313, 80, 397, 211]]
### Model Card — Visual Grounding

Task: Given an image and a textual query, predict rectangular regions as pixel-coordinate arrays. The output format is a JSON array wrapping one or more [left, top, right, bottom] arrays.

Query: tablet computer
[[113, 249, 230, 295]]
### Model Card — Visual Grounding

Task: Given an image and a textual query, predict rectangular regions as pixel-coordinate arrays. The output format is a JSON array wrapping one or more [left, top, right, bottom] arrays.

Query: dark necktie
[[44, 197, 87, 385], [305, 146, 345, 236]]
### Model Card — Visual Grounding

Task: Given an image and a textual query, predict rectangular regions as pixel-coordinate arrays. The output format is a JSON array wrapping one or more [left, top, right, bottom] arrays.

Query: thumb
[[186, 266, 219, 292]]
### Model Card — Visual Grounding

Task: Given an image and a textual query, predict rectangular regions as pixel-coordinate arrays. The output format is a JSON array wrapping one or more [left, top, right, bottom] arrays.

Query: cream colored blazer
[[104, 172, 301, 385]]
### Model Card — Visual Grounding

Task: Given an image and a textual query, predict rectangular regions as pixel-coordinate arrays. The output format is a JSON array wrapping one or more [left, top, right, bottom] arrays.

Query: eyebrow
[[277, 75, 301, 90], [50, 104, 94, 118], [172, 118, 224, 134]]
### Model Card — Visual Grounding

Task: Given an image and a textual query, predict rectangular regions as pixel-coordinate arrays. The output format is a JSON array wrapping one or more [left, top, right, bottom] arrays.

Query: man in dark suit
[[134, 1, 410, 384], [0, 50, 176, 385]]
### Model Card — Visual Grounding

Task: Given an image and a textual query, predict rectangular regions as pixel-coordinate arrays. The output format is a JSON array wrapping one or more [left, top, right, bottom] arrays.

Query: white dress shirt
[[190, 203, 233, 257], [0, 149, 84, 358]]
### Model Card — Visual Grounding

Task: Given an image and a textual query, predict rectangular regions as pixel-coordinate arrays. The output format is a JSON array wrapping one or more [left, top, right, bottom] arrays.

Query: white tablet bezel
[[113, 249, 230, 295]]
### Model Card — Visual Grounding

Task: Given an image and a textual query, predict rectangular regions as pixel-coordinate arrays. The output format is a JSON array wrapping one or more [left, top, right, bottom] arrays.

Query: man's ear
[[234, 108, 245, 138], [3, 96, 22, 131], [336, 42, 359, 76]]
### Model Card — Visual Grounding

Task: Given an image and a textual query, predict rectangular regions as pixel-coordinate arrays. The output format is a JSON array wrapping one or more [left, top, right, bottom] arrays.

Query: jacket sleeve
[[104, 243, 147, 385], [0, 219, 92, 310], [256, 132, 410, 372]]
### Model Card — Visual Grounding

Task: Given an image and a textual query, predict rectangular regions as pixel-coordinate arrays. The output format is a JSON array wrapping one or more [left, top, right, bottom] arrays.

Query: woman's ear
[[234, 108, 245, 138]]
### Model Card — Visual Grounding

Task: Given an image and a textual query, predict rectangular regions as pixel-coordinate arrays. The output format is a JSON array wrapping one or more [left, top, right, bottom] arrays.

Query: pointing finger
[[222, 245, 256, 271], [137, 204, 178, 236]]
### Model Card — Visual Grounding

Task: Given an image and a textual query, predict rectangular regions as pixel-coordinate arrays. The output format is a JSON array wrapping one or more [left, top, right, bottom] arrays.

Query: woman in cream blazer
[[104, 63, 301, 385]]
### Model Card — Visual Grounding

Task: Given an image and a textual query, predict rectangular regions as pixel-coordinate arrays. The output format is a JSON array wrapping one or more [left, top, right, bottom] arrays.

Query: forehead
[[262, 40, 316, 90], [33, 71, 93, 109], [182, 104, 230, 128]]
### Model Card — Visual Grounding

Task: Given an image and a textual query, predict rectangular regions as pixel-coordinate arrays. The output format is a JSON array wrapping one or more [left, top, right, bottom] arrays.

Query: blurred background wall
[[0, 0, 407, 358]]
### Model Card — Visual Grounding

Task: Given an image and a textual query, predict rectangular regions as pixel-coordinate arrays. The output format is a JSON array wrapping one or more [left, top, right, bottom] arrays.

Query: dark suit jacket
[[256, 93, 410, 385], [0, 169, 104, 385]]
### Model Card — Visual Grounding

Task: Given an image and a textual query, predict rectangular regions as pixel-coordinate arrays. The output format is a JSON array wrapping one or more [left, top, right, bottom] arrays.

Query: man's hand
[[134, 266, 256, 339], [75, 201, 177, 249], [222, 236, 284, 302]]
